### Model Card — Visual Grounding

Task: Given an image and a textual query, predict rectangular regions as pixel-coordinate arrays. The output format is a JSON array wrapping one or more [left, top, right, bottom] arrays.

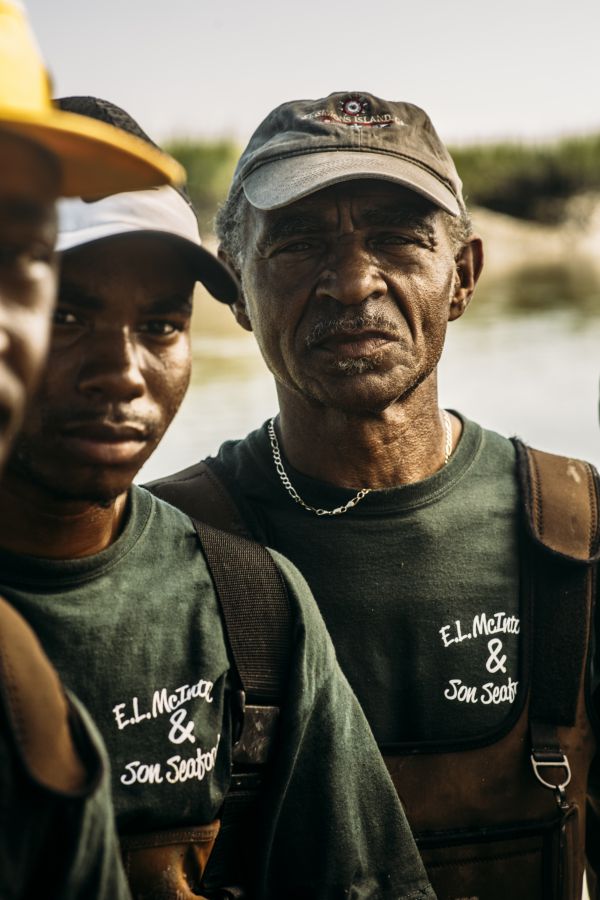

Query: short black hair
[[55, 96, 192, 208]]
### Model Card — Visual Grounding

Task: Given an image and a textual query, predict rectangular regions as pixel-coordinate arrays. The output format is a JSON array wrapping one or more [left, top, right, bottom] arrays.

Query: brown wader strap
[[516, 443, 600, 564], [146, 461, 253, 539], [514, 440, 599, 805]]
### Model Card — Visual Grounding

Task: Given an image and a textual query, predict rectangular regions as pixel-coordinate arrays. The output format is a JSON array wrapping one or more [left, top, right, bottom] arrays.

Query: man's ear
[[218, 246, 253, 332], [449, 235, 484, 321]]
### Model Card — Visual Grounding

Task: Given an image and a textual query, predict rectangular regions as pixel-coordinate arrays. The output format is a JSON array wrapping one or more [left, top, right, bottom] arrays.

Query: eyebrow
[[58, 282, 193, 315], [360, 208, 437, 244], [0, 198, 55, 227], [259, 207, 437, 251], [259, 214, 326, 250], [58, 282, 103, 311], [142, 295, 193, 316]]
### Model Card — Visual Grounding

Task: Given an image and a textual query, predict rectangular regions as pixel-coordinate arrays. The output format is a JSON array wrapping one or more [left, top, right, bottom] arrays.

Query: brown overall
[[143, 442, 600, 900]]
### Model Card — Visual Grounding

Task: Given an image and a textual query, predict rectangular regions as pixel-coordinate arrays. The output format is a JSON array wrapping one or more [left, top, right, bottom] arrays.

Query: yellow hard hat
[[0, 0, 184, 197]]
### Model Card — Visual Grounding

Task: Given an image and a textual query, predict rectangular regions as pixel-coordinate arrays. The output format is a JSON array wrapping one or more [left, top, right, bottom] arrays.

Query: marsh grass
[[451, 134, 600, 222], [166, 132, 600, 229]]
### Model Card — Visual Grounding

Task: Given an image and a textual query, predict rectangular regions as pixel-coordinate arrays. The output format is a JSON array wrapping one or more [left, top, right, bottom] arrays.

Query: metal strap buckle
[[229, 770, 263, 792], [530, 753, 572, 792], [232, 703, 279, 766]]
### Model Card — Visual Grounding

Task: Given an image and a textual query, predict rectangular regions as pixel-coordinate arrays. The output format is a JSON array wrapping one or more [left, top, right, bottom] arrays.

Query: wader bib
[[146, 441, 600, 900]]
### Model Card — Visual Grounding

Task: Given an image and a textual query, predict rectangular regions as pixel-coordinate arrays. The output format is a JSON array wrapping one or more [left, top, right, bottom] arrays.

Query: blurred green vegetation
[[451, 133, 600, 222], [166, 132, 600, 231], [470, 260, 600, 322], [165, 138, 240, 235]]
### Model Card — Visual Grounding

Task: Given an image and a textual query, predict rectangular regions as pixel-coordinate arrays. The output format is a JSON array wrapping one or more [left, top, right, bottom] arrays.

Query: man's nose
[[315, 241, 387, 306], [0, 300, 15, 356], [78, 330, 145, 401], [0, 326, 10, 356]]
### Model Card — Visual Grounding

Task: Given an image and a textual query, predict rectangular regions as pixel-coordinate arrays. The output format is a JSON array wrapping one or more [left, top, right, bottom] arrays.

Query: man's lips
[[312, 329, 397, 358], [59, 421, 151, 465]]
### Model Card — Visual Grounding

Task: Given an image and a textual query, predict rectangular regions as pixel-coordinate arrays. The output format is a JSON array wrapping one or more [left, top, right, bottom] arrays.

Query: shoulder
[[133, 484, 198, 536], [130, 486, 229, 591], [211, 421, 272, 481], [457, 413, 516, 467]]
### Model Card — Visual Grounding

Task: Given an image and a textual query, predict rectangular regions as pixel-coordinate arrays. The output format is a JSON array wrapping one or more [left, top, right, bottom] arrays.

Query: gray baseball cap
[[234, 92, 464, 216]]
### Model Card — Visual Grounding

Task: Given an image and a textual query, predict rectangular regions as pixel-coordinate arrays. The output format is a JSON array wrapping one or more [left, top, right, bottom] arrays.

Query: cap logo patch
[[302, 94, 406, 129], [340, 95, 370, 117]]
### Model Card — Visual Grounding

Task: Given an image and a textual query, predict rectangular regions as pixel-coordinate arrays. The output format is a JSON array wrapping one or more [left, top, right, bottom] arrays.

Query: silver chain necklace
[[267, 410, 453, 518]]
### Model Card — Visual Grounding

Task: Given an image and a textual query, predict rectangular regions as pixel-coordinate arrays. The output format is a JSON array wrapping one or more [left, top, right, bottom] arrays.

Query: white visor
[[57, 185, 238, 303]]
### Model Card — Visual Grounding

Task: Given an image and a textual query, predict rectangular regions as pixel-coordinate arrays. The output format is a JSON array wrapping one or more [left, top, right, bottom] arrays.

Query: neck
[[276, 379, 460, 490], [0, 474, 128, 559]]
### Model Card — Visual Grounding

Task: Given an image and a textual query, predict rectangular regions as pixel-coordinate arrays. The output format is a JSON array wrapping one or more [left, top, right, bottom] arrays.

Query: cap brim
[[174, 237, 239, 304], [0, 106, 184, 198], [243, 150, 460, 216], [59, 229, 239, 304]]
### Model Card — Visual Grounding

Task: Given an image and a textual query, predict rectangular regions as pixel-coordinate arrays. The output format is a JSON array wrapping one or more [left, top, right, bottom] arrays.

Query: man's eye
[[0, 245, 52, 271], [29, 245, 53, 264], [53, 309, 80, 326], [277, 240, 315, 254], [139, 320, 183, 337], [375, 234, 412, 247]]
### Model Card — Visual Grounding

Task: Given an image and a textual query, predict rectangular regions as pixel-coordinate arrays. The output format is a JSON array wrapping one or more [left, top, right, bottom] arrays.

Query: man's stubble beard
[[292, 328, 447, 415], [8, 440, 128, 507]]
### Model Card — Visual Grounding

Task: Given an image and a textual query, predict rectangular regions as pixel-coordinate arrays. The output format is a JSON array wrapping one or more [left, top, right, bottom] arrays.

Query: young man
[[0, 3, 184, 897], [151, 92, 600, 900], [0, 95, 435, 900]]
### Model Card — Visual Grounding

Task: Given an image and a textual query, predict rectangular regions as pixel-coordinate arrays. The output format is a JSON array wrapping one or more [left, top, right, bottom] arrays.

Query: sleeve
[[0, 593, 131, 900], [252, 551, 435, 900], [58, 693, 132, 900]]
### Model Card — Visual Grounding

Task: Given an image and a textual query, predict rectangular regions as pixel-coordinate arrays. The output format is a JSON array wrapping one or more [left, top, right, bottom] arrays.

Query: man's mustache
[[304, 313, 402, 349]]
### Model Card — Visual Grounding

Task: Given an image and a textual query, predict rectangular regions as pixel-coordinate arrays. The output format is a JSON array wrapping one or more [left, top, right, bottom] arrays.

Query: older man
[[0, 2, 183, 897], [150, 92, 600, 900], [0, 95, 435, 900]]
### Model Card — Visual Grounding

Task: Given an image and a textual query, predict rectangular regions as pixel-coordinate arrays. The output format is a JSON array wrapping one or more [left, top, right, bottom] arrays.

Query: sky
[[26, 0, 600, 148]]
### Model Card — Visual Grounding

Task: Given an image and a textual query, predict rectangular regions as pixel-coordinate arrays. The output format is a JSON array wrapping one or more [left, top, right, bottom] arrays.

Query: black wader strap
[[514, 440, 599, 802], [191, 520, 293, 893], [192, 519, 292, 705]]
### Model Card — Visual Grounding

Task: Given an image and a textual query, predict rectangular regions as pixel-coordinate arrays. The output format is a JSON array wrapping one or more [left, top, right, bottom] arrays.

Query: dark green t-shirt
[[0, 486, 434, 899], [0, 488, 231, 833], [0, 684, 131, 900], [209, 415, 522, 751]]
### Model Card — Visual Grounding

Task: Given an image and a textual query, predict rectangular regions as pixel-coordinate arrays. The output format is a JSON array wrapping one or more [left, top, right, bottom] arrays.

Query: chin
[[8, 450, 140, 505], [301, 367, 418, 414], [66, 482, 130, 504], [57, 459, 145, 502], [38, 476, 131, 505]]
